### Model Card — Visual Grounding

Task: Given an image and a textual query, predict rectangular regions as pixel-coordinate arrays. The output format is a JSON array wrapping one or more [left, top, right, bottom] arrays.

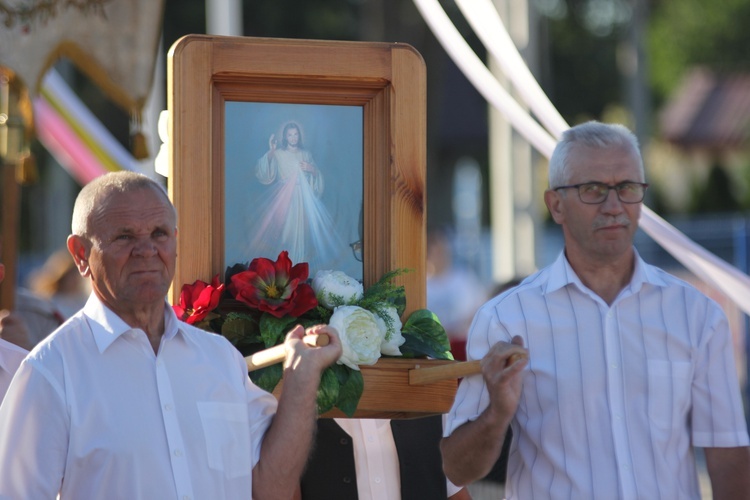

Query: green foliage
[[648, 0, 750, 103], [544, 7, 623, 124], [315, 367, 341, 414], [359, 268, 409, 316], [400, 309, 454, 361], [249, 363, 283, 394], [259, 313, 299, 348], [335, 367, 364, 418], [221, 312, 259, 345]]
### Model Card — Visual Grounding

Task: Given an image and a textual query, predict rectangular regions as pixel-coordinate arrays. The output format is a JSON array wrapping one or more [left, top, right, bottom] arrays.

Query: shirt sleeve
[[444, 305, 509, 437], [237, 349, 278, 467], [690, 303, 750, 447], [0, 358, 68, 498]]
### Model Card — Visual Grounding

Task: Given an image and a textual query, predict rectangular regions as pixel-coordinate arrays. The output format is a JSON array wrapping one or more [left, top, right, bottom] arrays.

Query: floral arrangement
[[173, 251, 453, 416]]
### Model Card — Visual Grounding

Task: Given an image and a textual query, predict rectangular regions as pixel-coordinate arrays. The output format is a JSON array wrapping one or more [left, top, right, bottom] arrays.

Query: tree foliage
[[648, 0, 750, 103]]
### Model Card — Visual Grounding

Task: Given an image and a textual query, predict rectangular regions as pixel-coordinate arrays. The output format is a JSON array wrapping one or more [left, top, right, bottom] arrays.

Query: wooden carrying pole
[[408, 360, 481, 385], [246, 334, 484, 385], [245, 333, 329, 371]]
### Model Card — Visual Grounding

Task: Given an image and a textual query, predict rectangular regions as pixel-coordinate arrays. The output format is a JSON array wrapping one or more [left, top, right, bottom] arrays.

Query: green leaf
[[259, 313, 299, 348], [316, 367, 340, 414], [221, 313, 260, 345], [400, 309, 454, 360], [334, 365, 364, 417], [311, 305, 333, 325], [249, 363, 283, 393], [359, 269, 409, 316]]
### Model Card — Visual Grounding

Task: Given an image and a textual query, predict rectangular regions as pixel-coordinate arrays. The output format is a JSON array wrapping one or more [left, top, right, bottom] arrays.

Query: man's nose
[[132, 237, 157, 256], [600, 188, 624, 213]]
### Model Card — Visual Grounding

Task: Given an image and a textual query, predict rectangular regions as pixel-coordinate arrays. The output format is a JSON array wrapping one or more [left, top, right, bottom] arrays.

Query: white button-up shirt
[[0, 338, 26, 402], [0, 294, 277, 499], [445, 251, 749, 500]]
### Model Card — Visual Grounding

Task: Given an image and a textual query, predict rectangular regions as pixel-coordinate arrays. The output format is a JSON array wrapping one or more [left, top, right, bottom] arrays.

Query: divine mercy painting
[[224, 101, 364, 280]]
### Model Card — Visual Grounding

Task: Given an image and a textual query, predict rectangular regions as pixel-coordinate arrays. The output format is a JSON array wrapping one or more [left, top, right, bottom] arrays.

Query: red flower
[[229, 251, 317, 318], [173, 274, 225, 325]]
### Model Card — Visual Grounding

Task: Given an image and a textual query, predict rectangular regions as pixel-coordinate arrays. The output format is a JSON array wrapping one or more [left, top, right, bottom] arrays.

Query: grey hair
[[548, 121, 644, 188], [71, 171, 175, 237]]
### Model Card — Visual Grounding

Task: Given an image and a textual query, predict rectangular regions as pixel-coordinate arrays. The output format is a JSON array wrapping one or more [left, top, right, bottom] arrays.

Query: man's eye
[[582, 183, 604, 193]]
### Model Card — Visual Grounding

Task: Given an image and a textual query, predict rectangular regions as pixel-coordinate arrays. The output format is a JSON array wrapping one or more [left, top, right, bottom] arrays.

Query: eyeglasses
[[349, 240, 363, 262], [553, 182, 648, 204]]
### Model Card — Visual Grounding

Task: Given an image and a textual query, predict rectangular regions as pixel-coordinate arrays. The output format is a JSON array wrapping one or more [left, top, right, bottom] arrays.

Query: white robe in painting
[[250, 148, 344, 269]]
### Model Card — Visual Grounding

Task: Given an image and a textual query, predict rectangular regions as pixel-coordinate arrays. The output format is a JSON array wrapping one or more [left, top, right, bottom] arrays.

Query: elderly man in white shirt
[[0, 171, 341, 499], [441, 121, 750, 500]]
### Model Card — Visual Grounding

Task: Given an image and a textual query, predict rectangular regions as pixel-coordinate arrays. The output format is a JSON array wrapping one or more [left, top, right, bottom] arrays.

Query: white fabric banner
[[0, 0, 164, 112]]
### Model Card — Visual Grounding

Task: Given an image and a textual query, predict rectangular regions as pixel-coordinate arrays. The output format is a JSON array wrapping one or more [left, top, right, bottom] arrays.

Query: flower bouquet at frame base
[[173, 251, 455, 417]]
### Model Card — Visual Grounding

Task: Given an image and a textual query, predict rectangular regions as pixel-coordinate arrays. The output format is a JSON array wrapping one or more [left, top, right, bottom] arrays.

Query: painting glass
[[224, 101, 364, 280]]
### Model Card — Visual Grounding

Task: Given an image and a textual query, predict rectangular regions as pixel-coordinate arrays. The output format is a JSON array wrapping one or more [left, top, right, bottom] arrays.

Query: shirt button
[[164, 404, 173, 411], [174, 449, 183, 457], [183, 496, 191, 500], [374, 477, 382, 483], [343, 476, 352, 484], [339, 438, 348, 445]]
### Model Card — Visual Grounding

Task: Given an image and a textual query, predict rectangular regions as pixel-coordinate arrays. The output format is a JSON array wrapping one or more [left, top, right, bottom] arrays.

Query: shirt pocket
[[197, 401, 252, 479], [646, 360, 692, 432]]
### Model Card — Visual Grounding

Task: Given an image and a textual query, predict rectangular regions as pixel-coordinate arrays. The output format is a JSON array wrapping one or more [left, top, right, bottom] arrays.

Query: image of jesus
[[249, 121, 344, 270]]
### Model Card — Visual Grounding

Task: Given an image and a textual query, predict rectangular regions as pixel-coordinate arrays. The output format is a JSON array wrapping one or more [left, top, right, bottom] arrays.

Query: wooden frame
[[167, 34, 427, 315], [167, 36, 458, 418]]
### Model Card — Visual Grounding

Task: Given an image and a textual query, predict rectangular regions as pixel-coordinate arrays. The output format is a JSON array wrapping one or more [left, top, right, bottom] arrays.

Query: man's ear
[[67, 235, 91, 277], [544, 189, 565, 225]]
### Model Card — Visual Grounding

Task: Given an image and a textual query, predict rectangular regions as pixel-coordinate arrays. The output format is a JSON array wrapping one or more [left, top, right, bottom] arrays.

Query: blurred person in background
[[0, 243, 29, 400], [426, 228, 487, 361], [28, 246, 90, 319]]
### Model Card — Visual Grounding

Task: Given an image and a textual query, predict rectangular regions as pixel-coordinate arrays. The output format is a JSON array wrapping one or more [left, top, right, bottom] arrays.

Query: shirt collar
[[83, 294, 181, 353], [545, 247, 668, 297]]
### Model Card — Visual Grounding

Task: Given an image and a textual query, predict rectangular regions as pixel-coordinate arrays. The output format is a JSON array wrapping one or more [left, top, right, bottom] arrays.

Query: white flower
[[373, 304, 405, 356], [312, 270, 364, 309], [329, 305, 384, 370]]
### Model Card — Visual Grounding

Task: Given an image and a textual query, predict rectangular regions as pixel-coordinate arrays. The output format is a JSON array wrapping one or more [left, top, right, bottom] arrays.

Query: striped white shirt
[[445, 250, 749, 500]]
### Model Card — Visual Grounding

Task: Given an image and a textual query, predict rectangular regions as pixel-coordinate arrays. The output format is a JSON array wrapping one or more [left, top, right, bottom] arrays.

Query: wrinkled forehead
[[91, 186, 176, 229]]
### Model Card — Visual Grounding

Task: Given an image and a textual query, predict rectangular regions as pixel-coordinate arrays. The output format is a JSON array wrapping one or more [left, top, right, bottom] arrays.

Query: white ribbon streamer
[[412, 0, 557, 157], [454, 0, 569, 138]]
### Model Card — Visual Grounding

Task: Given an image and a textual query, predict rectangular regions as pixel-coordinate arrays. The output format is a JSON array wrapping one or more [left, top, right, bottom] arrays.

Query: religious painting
[[224, 102, 363, 280]]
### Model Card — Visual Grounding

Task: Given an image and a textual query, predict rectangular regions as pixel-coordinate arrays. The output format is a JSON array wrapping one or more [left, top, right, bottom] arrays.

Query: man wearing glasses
[[441, 121, 750, 499]]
